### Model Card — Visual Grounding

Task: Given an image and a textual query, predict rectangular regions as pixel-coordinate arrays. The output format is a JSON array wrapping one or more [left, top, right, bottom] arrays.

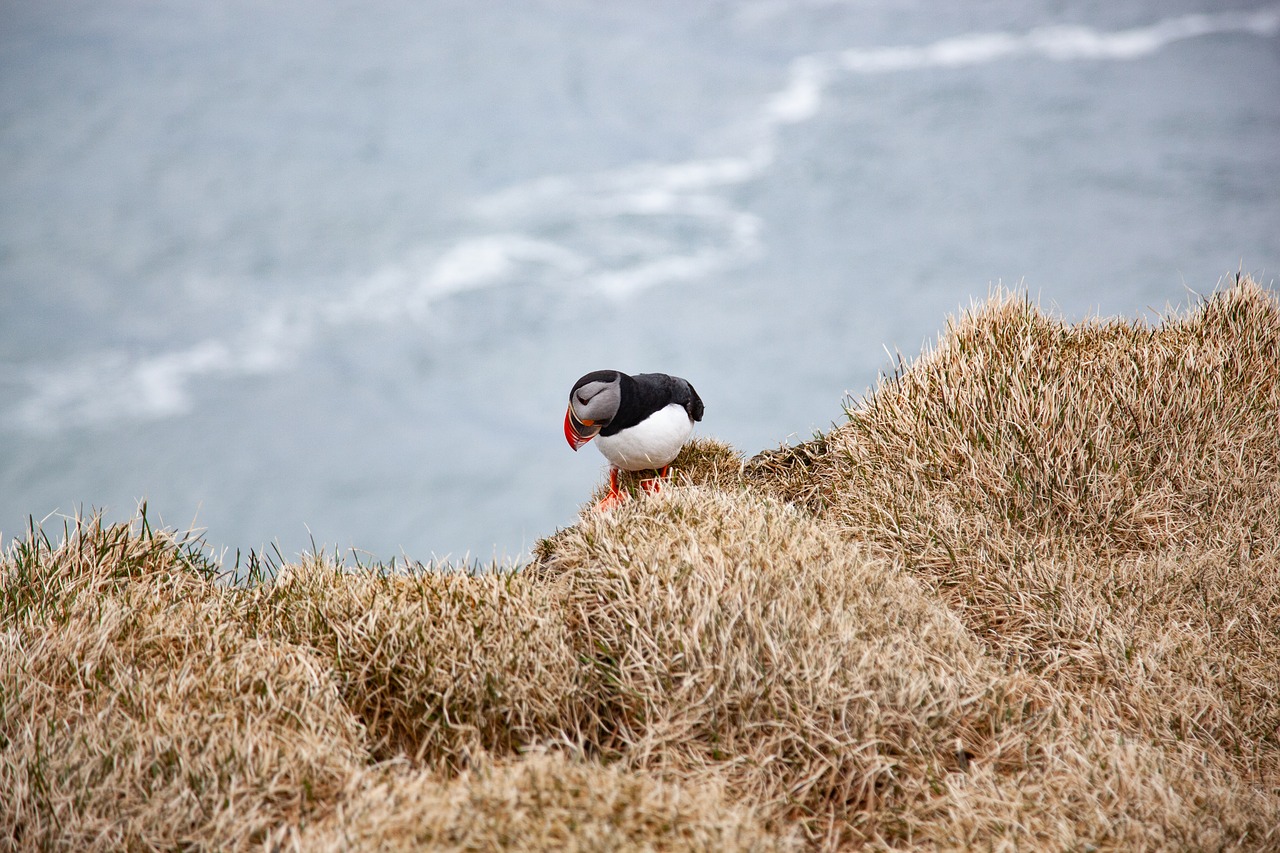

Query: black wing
[[606, 372, 702, 435]]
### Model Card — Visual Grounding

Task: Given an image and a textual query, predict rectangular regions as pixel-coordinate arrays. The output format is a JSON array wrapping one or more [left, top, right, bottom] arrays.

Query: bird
[[564, 370, 704, 510]]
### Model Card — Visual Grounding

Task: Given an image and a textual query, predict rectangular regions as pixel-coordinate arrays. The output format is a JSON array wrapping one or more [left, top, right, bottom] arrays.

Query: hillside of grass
[[3, 276, 1278, 851]]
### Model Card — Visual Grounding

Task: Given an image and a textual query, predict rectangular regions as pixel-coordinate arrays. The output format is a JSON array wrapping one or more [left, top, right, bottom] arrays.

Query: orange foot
[[639, 465, 671, 495], [593, 467, 628, 512], [594, 489, 628, 512]]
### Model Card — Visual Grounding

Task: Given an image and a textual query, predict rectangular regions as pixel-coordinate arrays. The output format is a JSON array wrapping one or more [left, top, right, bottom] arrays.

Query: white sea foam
[[466, 151, 768, 301], [765, 56, 832, 124], [12, 6, 1277, 431], [427, 236, 586, 293], [746, 4, 1280, 149], [19, 340, 239, 430], [472, 155, 763, 220], [324, 235, 591, 326], [829, 8, 1280, 75]]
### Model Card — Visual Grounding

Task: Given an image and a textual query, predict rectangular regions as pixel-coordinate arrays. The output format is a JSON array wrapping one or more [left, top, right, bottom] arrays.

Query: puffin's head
[[564, 370, 622, 450]]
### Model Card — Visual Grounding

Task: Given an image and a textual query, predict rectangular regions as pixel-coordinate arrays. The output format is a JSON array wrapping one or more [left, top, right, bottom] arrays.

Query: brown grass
[[742, 277, 1280, 790], [295, 751, 790, 851], [0, 517, 365, 850], [533, 488, 1021, 847], [246, 558, 589, 770], [3, 275, 1278, 850]]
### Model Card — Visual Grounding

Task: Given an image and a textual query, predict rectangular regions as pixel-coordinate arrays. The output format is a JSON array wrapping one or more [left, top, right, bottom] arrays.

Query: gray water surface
[[2, 0, 1277, 562]]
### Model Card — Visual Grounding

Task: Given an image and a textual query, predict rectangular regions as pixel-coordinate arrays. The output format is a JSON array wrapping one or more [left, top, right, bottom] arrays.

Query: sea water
[[1, 0, 1277, 563]]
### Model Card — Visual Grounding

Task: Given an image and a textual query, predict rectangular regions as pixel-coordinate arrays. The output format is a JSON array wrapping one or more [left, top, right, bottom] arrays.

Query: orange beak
[[564, 407, 601, 450]]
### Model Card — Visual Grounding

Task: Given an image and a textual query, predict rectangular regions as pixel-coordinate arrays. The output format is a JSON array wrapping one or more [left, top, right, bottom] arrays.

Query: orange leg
[[640, 465, 671, 495], [595, 466, 627, 511]]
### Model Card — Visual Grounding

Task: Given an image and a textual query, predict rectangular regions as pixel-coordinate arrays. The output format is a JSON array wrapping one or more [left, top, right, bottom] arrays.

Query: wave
[[10, 5, 1277, 431], [767, 7, 1280, 125]]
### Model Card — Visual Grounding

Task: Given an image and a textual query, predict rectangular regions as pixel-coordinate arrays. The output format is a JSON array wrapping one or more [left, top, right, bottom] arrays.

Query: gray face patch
[[570, 378, 621, 424]]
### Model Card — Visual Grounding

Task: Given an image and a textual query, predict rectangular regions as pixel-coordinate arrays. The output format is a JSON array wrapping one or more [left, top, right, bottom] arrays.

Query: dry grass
[[246, 558, 590, 770], [3, 276, 1278, 850], [294, 750, 790, 852], [533, 487, 1020, 847], [531, 486, 1278, 850], [743, 277, 1280, 792], [0, 515, 365, 850], [794, 278, 1280, 555]]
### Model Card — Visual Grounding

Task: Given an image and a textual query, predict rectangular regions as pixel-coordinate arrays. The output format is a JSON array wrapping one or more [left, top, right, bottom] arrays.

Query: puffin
[[564, 370, 704, 509]]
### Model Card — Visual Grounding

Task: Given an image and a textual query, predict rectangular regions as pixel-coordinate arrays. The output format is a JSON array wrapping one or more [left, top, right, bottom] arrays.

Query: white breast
[[595, 403, 694, 471]]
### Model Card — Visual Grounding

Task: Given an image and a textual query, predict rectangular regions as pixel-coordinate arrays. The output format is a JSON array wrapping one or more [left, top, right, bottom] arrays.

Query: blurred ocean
[[2, 0, 1278, 563]]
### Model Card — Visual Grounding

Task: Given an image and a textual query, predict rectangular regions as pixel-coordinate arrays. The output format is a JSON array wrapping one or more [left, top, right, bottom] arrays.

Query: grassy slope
[[2, 277, 1277, 851]]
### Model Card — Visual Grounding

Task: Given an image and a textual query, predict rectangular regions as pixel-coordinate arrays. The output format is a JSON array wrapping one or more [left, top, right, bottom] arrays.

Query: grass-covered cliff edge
[[4, 277, 1278, 851]]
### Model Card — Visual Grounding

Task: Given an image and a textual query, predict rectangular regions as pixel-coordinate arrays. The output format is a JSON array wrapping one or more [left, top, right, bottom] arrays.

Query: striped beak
[[564, 407, 601, 450]]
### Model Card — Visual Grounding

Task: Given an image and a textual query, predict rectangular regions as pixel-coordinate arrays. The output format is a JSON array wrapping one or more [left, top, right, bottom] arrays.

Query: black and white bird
[[564, 370, 704, 508]]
